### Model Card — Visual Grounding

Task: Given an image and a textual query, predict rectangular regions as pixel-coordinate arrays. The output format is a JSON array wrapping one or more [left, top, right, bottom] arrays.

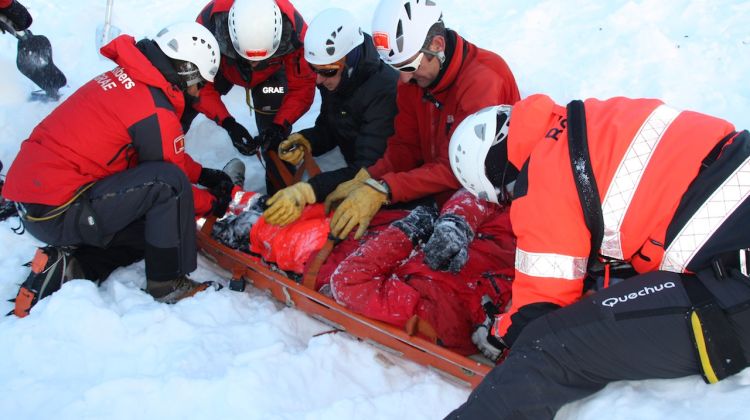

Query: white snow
[[1, 0, 749, 419]]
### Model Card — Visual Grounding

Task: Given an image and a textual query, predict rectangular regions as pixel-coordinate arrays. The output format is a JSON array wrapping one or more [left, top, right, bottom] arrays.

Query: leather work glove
[[222, 117, 257, 156], [263, 182, 316, 226], [471, 295, 508, 362], [278, 133, 312, 166], [257, 123, 290, 153], [0, 0, 32, 31], [423, 213, 475, 273], [329, 182, 388, 240], [323, 168, 371, 214]]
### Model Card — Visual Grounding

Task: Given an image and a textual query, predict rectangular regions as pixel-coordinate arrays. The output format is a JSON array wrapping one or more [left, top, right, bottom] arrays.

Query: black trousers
[[21, 162, 197, 282], [445, 269, 750, 419]]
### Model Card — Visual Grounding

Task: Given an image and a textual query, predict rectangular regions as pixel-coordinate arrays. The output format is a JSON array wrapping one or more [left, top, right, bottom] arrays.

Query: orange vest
[[498, 94, 736, 337]]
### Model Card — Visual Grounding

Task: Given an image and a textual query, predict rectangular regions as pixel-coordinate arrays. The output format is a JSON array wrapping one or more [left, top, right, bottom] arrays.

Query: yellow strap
[[244, 87, 278, 116], [23, 182, 96, 222], [691, 311, 720, 384]]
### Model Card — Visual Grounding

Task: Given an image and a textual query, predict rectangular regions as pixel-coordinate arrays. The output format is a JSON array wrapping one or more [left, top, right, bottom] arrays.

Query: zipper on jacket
[[107, 143, 134, 166]]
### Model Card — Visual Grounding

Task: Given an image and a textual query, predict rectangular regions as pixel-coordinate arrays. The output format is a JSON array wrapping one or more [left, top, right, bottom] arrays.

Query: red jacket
[[323, 190, 515, 355], [496, 94, 737, 343], [3, 35, 213, 215], [196, 0, 316, 127], [0, 1, 12, 9], [367, 31, 520, 205]]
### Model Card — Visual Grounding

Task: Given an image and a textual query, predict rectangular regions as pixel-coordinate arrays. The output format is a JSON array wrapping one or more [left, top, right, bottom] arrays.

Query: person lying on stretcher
[[211, 188, 516, 357]]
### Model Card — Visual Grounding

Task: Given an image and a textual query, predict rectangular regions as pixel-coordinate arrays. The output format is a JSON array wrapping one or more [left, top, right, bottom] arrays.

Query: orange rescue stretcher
[[196, 150, 492, 388]]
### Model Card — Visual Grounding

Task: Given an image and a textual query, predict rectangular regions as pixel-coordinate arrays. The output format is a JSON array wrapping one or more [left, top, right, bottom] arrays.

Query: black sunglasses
[[308, 62, 341, 78]]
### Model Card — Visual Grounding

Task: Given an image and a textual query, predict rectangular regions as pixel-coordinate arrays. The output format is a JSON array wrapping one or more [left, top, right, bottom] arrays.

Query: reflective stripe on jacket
[[498, 94, 736, 340]]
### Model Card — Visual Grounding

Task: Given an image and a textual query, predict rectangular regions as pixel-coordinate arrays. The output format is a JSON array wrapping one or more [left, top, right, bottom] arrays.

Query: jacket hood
[[507, 94, 566, 168], [100, 35, 186, 115], [337, 33, 385, 95]]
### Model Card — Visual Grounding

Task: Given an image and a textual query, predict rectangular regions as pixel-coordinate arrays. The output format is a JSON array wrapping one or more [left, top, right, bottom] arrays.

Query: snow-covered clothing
[[367, 30, 520, 206], [323, 190, 515, 355]]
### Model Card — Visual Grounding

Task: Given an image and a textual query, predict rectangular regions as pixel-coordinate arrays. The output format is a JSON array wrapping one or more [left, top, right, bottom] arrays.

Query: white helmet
[[305, 8, 364, 65], [228, 0, 283, 61], [371, 0, 443, 65], [449, 105, 512, 204], [154, 22, 220, 84]]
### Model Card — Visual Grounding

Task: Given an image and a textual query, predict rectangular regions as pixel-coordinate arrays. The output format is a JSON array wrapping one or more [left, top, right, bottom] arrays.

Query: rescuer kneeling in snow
[[4, 22, 243, 316], [444, 96, 750, 419]]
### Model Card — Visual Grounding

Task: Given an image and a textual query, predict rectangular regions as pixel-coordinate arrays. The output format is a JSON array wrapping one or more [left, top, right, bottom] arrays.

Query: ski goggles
[[308, 61, 344, 78]]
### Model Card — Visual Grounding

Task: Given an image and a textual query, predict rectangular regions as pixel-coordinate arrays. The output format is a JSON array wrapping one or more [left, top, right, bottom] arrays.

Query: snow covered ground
[[1, 0, 749, 419]]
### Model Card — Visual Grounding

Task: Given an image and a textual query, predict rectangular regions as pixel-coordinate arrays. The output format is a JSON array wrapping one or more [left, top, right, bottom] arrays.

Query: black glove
[[199, 168, 234, 218], [392, 205, 438, 245], [222, 117, 257, 156], [258, 123, 290, 153], [0, 0, 32, 31], [423, 213, 474, 273], [209, 188, 232, 218], [198, 167, 232, 191]]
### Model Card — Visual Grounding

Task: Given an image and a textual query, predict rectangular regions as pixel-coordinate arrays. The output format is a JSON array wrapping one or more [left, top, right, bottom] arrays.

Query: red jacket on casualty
[[495, 94, 737, 344], [2, 35, 214, 215], [195, 0, 315, 127], [322, 190, 515, 355], [367, 30, 520, 206]]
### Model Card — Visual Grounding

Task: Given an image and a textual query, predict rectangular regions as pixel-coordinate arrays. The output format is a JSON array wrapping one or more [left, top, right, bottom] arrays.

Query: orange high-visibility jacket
[[497, 94, 737, 342]]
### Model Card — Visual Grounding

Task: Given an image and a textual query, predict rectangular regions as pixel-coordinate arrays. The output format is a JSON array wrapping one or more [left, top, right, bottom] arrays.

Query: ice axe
[[95, 0, 120, 55], [0, 15, 66, 100]]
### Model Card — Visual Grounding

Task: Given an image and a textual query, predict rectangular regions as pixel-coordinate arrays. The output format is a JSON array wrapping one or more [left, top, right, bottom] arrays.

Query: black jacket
[[300, 34, 398, 201]]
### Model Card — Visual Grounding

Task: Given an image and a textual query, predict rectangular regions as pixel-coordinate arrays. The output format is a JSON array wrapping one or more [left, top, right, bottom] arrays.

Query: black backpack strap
[[566, 100, 604, 264]]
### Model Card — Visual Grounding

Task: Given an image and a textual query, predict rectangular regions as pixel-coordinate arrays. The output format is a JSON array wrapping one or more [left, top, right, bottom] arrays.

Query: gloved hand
[[198, 167, 235, 216], [198, 167, 233, 191], [471, 295, 508, 362], [209, 189, 232, 218], [278, 133, 312, 166], [257, 123, 290, 153], [323, 168, 371, 213], [0, 0, 32, 31], [472, 315, 507, 362], [329, 183, 388, 240], [423, 213, 474, 273], [263, 182, 316, 226], [222, 117, 257, 156], [392, 205, 438, 245]]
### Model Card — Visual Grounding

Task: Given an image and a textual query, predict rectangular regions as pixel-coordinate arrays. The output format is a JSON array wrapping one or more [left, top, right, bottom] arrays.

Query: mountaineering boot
[[12, 246, 83, 317], [145, 276, 218, 304], [222, 158, 246, 188]]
